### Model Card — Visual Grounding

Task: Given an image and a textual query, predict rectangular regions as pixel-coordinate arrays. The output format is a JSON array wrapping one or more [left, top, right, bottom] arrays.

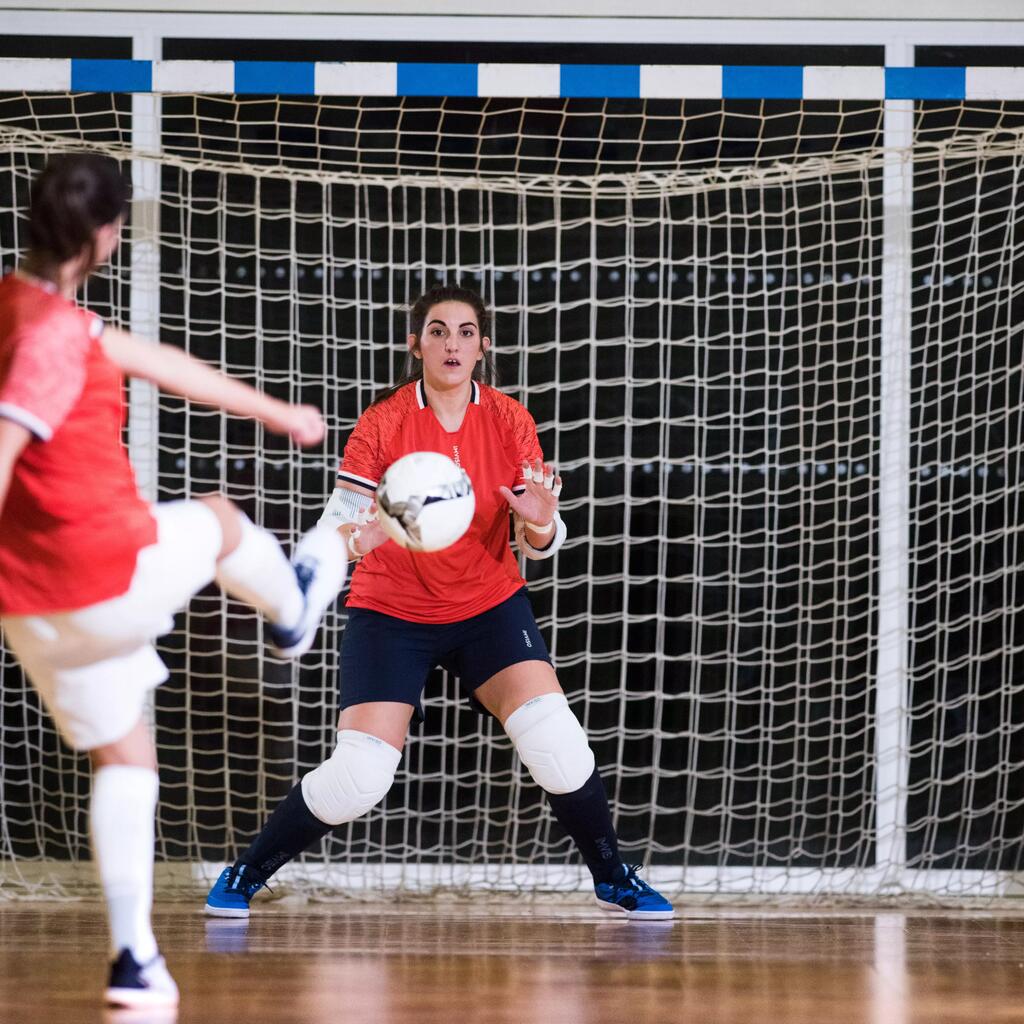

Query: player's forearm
[[148, 344, 285, 421], [102, 328, 286, 423]]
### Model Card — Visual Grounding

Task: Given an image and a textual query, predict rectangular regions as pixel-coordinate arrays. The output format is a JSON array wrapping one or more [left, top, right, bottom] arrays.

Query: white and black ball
[[375, 451, 475, 553]]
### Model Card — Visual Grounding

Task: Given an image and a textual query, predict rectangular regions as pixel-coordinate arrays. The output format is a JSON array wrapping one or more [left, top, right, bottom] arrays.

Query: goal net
[[1, 87, 1023, 903]]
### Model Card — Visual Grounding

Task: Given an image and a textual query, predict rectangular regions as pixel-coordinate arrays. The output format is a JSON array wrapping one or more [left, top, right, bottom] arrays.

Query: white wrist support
[[515, 510, 566, 560], [318, 486, 373, 530]]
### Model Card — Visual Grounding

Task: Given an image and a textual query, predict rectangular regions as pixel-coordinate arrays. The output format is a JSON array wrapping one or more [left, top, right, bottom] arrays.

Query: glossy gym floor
[[0, 900, 1021, 1023]]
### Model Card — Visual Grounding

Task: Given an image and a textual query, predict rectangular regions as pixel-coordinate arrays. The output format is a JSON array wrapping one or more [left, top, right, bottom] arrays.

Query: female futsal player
[[206, 284, 673, 921], [0, 153, 347, 1008]]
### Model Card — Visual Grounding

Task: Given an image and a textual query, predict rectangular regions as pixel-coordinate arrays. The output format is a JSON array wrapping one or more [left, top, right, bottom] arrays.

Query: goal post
[[1, 60, 1023, 903]]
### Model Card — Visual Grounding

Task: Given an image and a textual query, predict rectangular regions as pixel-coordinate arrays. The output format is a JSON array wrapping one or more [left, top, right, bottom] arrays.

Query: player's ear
[[478, 336, 490, 362], [93, 218, 122, 266], [408, 334, 422, 360]]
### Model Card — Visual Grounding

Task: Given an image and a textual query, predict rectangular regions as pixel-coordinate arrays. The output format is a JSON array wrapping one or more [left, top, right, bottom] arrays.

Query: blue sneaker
[[104, 948, 179, 1008], [204, 863, 269, 919], [594, 864, 675, 920], [269, 527, 347, 659]]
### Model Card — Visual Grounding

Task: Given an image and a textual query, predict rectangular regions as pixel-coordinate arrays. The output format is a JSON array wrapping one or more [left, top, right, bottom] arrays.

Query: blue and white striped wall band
[[0, 60, 1023, 100]]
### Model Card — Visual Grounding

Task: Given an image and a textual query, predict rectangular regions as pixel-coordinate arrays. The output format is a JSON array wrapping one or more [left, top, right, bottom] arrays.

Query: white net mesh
[[0, 91, 1023, 902]]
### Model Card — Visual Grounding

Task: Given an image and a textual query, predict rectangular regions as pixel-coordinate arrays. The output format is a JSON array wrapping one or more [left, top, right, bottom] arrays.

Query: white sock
[[90, 765, 160, 964], [214, 513, 304, 628]]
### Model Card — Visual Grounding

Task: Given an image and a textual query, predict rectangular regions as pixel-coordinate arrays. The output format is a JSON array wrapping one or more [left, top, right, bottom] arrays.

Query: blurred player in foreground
[[0, 153, 346, 1008]]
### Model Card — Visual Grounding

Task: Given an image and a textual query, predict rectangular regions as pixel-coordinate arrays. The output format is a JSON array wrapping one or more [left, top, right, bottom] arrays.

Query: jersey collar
[[416, 379, 480, 409], [14, 269, 58, 295]]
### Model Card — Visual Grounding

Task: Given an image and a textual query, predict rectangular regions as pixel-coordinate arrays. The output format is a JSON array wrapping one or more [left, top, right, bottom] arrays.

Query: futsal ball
[[376, 451, 475, 553]]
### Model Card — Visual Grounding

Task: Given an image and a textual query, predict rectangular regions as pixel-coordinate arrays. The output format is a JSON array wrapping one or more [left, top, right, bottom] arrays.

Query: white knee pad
[[300, 729, 401, 826], [503, 692, 596, 795]]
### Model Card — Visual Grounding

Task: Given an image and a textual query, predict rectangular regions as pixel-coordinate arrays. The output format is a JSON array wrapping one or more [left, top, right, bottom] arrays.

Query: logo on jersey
[[452, 444, 461, 466]]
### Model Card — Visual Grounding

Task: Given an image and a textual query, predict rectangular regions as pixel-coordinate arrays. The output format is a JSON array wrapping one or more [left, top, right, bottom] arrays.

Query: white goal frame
[[2, 9, 1023, 902]]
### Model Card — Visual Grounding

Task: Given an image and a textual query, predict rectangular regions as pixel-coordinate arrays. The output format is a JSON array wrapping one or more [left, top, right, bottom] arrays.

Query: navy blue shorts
[[338, 588, 551, 721]]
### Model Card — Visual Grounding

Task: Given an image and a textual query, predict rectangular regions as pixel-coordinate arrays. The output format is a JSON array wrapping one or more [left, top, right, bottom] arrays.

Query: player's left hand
[[499, 460, 562, 527]]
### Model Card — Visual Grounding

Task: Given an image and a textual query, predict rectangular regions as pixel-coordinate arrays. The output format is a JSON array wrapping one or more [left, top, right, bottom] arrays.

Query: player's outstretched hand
[[499, 460, 562, 526], [264, 402, 325, 446]]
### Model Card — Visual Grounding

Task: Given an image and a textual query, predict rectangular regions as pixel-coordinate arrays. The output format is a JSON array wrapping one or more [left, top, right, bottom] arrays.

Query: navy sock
[[545, 767, 624, 885], [238, 782, 332, 879]]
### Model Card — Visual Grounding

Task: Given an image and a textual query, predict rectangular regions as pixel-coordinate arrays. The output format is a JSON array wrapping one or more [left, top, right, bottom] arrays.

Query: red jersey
[[341, 379, 543, 624], [0, 274, 156, 615]]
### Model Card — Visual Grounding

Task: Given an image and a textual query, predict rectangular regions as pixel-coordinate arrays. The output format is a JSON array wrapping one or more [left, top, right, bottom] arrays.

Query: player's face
[[410, 302, 490, 390]]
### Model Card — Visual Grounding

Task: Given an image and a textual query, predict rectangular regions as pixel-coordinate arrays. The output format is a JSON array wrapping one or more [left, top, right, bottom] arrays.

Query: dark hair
[[371, 284, 497, 405], [24, 153, 131, 282]]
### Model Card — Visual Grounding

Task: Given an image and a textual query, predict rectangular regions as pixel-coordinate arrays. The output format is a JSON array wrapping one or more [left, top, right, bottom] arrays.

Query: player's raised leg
[[201, 494, 347, 658]]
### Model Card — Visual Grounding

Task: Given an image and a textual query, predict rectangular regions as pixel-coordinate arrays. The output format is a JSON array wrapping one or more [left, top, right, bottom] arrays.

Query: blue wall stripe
[[234, 61, 314, 95], [397, 63, 477, 97], [723, 65, 803, 100], [70, 59, 151, 93], [561, 64, 640, 99], [885, 66, 965, 101]]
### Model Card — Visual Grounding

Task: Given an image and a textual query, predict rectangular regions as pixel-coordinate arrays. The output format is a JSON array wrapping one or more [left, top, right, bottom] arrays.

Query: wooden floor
[[0, 900, 1022, 1023]]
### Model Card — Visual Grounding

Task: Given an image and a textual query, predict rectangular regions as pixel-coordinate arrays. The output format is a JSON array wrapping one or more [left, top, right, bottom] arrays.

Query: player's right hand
[[266, 402, 325, 446]]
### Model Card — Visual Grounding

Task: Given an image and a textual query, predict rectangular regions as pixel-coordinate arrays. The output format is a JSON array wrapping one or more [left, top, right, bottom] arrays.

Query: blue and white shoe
[[104, 948, 179, 1009], [594, 864, 675, 920], [269, 527, 347, 659], [204, 863, 269, 919]]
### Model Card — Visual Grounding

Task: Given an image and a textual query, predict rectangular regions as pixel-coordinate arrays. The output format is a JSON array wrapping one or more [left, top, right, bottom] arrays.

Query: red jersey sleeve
[[0, 310, 97, 441], [507, 398, 544, 491], [336, 405, 386, 491]]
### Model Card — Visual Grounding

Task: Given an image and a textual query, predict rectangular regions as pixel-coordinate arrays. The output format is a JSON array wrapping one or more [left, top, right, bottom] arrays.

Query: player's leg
[[200, 494, 346, 658], [475, 660, 625, 879], [467, 593, 673, 920], [0, 619, 179, 1007], [478, 661, 673, 920], [205, 608, 431, 917], [205, 703, 411, 918], [89, 718, 179, 1008]]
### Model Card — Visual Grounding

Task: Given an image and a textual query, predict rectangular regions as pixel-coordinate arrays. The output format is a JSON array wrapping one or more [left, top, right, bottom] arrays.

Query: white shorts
[[1, 500, 222, 751]]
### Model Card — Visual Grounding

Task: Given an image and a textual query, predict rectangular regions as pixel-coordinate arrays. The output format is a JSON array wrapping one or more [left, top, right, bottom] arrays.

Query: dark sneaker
[[204, 863, 269, 919], [269, 527, 347, 658], [104, 948, 179, 1008], [594, 864, 675, 920]]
